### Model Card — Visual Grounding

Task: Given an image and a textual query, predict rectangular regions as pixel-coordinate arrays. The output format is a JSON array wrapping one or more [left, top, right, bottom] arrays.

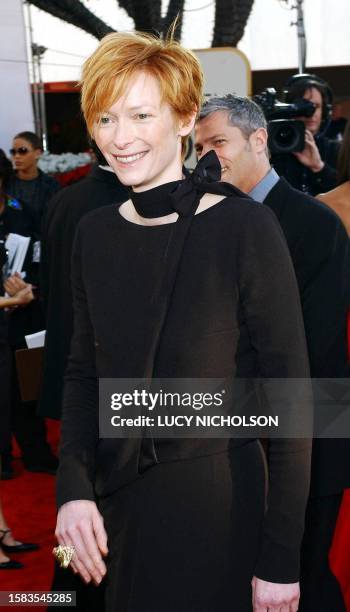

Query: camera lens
[[275, 125, 299, 150], [268, 119, 305, 154]]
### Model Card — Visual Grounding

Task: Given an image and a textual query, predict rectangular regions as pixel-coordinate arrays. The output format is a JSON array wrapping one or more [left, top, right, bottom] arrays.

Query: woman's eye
[[137, 113, 149, 120], [99, 116, 111, 125]]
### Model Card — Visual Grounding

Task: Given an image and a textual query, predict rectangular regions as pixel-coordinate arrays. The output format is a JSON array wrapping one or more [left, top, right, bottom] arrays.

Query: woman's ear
[[178, 110, 197, 138]]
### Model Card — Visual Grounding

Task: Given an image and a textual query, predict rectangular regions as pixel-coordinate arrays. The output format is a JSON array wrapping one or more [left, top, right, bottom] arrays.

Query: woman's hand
[[55, 500, 108, 585], [3, 274, 34, 307], [3, 272, 28, 296], [252, 576, 300, 611], [12, 285, 34, 306]]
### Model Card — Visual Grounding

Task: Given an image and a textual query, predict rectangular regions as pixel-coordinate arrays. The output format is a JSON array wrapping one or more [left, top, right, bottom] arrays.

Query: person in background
[[0, 278, 38, 571], [0, 150, 57, 479], [0, 237, 39, 568], [317, 119, 350, 235], [7, 132, 60, 240], [0, 149, 33, 238], [40, 144, 128, 420], [195, 94, 349, 612], [324, 102, 347, 142], [272, 74, 339, 196]]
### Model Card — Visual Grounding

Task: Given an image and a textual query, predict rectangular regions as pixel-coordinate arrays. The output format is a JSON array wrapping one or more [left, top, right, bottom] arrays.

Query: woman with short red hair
[[55, 30, 312, 612]]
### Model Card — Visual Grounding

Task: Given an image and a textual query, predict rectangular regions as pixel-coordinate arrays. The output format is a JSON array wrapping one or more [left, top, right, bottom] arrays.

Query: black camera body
[[254, 88, 316, 154]]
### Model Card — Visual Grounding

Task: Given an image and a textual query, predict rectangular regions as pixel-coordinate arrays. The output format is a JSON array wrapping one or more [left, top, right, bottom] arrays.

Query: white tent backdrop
[[0, 0, 34, 154], [238, 0, 350, 70], [23, 0, 350, 84]]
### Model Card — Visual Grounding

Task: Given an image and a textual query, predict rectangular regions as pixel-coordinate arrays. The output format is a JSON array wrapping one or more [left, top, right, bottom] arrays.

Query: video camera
[[253, 88, 316, 154]]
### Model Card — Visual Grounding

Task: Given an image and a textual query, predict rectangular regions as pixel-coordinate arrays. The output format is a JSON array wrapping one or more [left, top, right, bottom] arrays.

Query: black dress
[[57, 159, 312, 611]]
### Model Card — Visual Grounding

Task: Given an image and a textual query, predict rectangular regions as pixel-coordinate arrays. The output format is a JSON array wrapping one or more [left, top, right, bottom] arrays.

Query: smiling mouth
[[113, 151, 148, 164]]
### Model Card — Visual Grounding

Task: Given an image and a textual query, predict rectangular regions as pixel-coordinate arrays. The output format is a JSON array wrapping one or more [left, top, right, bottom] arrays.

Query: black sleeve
[[238, 204, 312, 583], [40, 190, 64, 316], [310, 162, 336, 194], [295, 209, 349, 377], [310, 136, 339, 194], [56, 223, 98, 508]]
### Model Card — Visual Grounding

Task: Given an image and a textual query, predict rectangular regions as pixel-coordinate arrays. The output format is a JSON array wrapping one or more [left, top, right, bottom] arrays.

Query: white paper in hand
[[25, 330, 46, 349], [5, 233, 31, 276]]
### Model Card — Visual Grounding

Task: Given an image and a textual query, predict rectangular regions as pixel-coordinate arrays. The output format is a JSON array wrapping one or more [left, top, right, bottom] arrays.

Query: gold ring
[[52, 545, 75, 568]]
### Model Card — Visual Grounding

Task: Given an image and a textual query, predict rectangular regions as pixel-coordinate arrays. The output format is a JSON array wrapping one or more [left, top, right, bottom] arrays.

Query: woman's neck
[[17, 167, 39, 180]]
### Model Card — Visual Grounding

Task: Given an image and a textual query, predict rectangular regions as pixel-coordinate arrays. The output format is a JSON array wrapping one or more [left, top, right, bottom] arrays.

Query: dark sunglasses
[[9, 147, 32, 156]]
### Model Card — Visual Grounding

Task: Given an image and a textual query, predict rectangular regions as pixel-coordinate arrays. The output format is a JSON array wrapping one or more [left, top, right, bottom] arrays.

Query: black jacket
[[57, 188, 312, 583], [7, 170, 61, 239], [264, 177, 350, 496], [0, 195, 42, 347], [39, 165, 128, 419], [271, 134, 339, 196]]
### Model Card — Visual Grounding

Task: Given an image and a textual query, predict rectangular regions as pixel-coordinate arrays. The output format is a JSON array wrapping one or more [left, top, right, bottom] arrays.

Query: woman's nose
[[113, 120, 134, 149]]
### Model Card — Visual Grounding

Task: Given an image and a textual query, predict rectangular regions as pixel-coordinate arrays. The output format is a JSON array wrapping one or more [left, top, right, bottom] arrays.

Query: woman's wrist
[[0, 295, 17, 308], [310, 160, 325, 173]]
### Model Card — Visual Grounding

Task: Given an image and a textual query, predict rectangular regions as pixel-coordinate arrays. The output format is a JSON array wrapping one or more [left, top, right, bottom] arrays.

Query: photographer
[[272, 74, 339, 196]]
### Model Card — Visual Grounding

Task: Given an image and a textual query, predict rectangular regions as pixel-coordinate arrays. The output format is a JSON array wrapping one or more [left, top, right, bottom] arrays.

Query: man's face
[[299, 87, 323, 135], [195, 111, 258, 192]]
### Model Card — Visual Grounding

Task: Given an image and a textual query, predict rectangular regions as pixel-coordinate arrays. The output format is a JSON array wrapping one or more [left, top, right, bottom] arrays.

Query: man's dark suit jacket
[[39, 164, 128, 419], [264, 177, 350, 497]]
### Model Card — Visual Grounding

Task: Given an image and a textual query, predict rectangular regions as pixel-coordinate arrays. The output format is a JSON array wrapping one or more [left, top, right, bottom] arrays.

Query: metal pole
[[295, 0, 306, 73], [25, 2, 41, 137], [36, 51, 48, 151]]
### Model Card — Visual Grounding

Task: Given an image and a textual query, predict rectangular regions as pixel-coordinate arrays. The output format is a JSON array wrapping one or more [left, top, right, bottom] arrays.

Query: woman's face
[[94, 71, 192, 192], [11, 137, 41, 174]]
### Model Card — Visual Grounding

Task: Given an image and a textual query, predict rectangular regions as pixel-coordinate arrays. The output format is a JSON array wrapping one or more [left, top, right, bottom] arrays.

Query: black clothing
[[7, 170, 60, 238], [263, 178, 349, 378], [40, 165, 128, 419], [272, 134, 339, 196], [0, 228, 11, 454], [0, 343, 11, 454], [263, 177, 349, 610], [40, 166, 127, 609], [0, 192, 52, 468], [51, 568, 106, 612], [324, 118, 347, 141], [0, 196, 35, 457], [0, 195, 33, 238], [130, 180, 181, 217], [101, 442, 266, 612], [264, 178, 350, 497], [57, 165, 312, 606]]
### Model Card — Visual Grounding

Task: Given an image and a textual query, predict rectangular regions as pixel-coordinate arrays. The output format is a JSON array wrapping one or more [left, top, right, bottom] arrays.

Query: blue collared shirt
[[248, 168, 280, 203]]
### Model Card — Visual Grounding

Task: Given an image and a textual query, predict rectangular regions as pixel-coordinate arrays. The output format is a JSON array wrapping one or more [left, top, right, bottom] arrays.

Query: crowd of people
[[0, 30, 349, 612]]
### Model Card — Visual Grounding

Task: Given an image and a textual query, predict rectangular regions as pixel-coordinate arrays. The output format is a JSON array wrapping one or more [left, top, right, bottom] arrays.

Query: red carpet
[[0, 420, 59, 611], [330, 489, 350, 610]]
